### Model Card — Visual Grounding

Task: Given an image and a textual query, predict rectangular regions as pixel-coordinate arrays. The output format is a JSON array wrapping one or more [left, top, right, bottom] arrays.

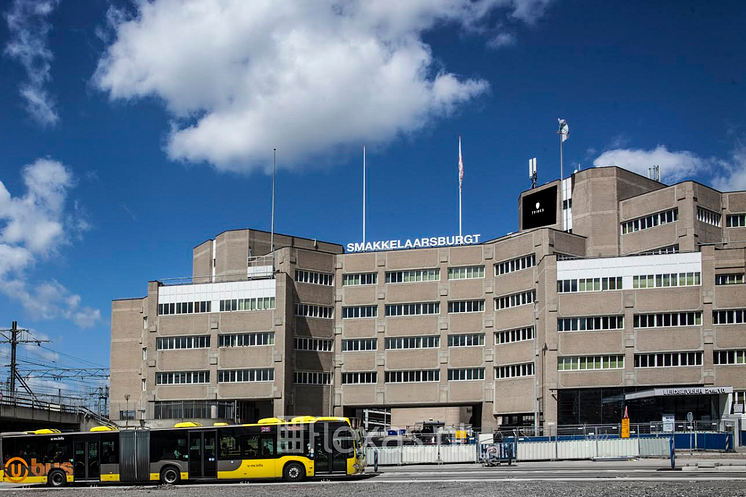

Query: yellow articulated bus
[[0, 416, 365, 486]]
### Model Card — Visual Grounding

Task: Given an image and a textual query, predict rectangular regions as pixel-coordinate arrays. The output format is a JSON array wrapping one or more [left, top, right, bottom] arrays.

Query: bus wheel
[[283, 462, 305, 482], [47, 469, 67, 487], [160, 466, 180, 485]]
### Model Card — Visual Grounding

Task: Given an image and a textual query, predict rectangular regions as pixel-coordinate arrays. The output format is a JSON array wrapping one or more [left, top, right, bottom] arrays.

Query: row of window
[[218, 368, 275, 383], [634, 312, 702, 328], [448, 266, 485, 280], [219, 332, 275, 347], [220, 297, 275, 312], [495, 254, 535, 276], [448, 300, 485, 313], [726, 214, 746, 228], [621, 208, 678, 235], [294, 337, 333, 352], [495, 362, 535, 379], [385, 336, 440, 350], [495, 290, 536, 310], [386, 269, 440, 283], [295, 270, 334, 286], [634, 352, 702, 368], [293, 371, 332, 385], [558, 355, 624, 371], [713, 309, 746, 324], [557, 277, 623, 293], [714, 350, 746, 365], [495, 326, 535, 344], [155, 371, 210, 385], [342, 338, 378, 351], [637, 244, 680, 256], [158, 301, 211, 316], [633, 272, 700, 288], [342, 372, 377, 384], [295, 304, 334, 319], [384, 370, 440, 383], [385, 302, 440, 316], [448, 333, 485, 347], [558, 316, 624, 332], [342, 305, 378, 319], [697, 207, 721, 227], [716, 274, 745, 285], [447, 368, 485, 381], [157, 336, 210, 350], [342, 273, 377, 286]]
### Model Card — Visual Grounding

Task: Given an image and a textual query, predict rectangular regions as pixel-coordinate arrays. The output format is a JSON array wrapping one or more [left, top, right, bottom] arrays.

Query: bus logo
[[3, 458, 73, 483]]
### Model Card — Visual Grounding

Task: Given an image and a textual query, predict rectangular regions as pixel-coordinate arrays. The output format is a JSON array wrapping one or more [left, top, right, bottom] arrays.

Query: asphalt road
[[2, 461, 746, 496]]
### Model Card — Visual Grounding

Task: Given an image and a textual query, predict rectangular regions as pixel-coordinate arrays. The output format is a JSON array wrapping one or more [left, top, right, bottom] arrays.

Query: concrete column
[[481, 401, 497, 432]]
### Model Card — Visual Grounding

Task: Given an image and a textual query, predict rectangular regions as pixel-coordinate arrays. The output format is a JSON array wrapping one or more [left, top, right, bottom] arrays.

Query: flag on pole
[[458, 136, 464, 188], [558, 119, 569, 142]]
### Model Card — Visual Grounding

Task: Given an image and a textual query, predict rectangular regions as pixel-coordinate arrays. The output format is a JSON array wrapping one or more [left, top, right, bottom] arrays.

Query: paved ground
[[2, 459, 746, 496]]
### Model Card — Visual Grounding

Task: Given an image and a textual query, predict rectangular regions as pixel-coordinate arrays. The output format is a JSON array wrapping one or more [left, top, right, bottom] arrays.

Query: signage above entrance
[[626, 386, 733, 401], [346, 234, 482, 253]]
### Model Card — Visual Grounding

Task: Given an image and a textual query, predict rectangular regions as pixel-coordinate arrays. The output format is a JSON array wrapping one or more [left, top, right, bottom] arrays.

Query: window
[[342, 372, 377, 384], [295, 303, 334, 319], [341, 338, 377, 351], [218, 368, 274, 383], [495, 290, 535, 310], [154, 401, 234, 420], [243, 434, 275, 458], [142, 379, 146, 392], [558, 355, 624, 371], [634, 352, 702, 368], [716, 274, 745, 285], [157, 335, 211, 350], [558, 316, 624, 332], [342, 273, 377, 286], [495, 326, 535, 344], [448, 368, 485, 381], [726, 214, 746, 228], [293, 371, 332, 385], [495, 362, 535, 379], [219, 332, 274, 347], [342, 305, 378, 319], [219, 430, 242, 459], [385, 336, 440, 349], [634, 312, 702, 328], [448, 333, 485, 347], [621, 208, 678, 234], [713, 309, 746, 324], [384, 370, 439, 383], [713, 350, 746, 365], [150, 431, 188, 462], [385, 269, 440, 283], [557, 277, 624, 293], [158, 300, 211, 315], [294, 337, 333, 352], [120, 410, 136, 420], [142, 347, 147, 360], [448, 266, 485, 280], [385, 302, 440, 316], [636, 245, 680, 256], [155, 371, 210, 385], [632, 272, 700, 288], [220, 297, 275, 312], [448, 300, 485, 313], [697, 207, 721, 227], [295, 269, 334, 286], [495, 254, 535, 276]]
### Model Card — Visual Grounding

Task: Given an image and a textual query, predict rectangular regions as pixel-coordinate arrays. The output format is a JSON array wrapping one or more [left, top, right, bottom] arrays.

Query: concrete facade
[[111, 167, 746, 431]]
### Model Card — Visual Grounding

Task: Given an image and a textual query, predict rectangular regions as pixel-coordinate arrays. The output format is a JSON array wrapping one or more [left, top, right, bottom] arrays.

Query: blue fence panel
[[741, 431, 746, 447]]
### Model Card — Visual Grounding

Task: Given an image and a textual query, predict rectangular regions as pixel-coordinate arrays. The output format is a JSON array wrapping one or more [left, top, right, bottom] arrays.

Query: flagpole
[[271, 148, 276, 273], [363, 145, 366, 245], [559, 130, 564, 183], [458, 135, 463, 238]]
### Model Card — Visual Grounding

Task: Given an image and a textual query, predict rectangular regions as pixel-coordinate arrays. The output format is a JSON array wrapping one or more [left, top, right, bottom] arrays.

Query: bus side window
[[42, 440, 71, 464], [260, 436, 274, 457], [101, 436, 118, 464], [219, 430, 241, 459], [243, 435, 260, 458]]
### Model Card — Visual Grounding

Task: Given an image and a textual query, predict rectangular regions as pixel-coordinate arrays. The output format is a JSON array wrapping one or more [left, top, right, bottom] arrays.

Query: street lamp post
[[124, 394, 130, 428]]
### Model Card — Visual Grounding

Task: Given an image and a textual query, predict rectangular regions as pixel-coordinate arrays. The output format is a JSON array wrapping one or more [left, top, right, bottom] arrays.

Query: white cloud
[[4, 0, 61, 126], [0, 159, 100, 329], [94, 0, 552, 173], [712, 141, 746, 192], [593, 145, 708, 183], [488, 32, 516, 48]]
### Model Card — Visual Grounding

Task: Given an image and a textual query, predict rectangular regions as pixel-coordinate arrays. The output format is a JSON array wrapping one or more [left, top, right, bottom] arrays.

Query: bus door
[[188, 431, 217, 479], [313, 423, 350, 475], [73, 438, 100, 481]]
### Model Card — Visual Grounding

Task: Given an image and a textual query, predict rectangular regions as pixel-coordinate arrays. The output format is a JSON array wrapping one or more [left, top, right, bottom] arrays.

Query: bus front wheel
[[160, 466, 180, 485], [283, 462, 305, 482], [47, 469, 67, 487]]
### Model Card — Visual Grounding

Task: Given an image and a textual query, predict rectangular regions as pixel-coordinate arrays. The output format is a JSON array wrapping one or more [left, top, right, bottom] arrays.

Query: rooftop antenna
[[271, 148, 276, 273], [529, 157, 537, 189], [648, 164, 661, 182]]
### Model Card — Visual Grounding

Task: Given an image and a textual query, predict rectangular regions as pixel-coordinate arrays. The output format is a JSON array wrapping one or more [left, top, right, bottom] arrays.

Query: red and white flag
[[458, 136, 464, 188]]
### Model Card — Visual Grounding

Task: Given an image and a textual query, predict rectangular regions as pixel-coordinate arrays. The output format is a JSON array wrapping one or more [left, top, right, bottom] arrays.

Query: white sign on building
[[346, 234, 482, 253]]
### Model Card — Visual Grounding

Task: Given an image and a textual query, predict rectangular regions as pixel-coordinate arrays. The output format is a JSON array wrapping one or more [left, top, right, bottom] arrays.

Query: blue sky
[[1, 0, 745, 397]]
